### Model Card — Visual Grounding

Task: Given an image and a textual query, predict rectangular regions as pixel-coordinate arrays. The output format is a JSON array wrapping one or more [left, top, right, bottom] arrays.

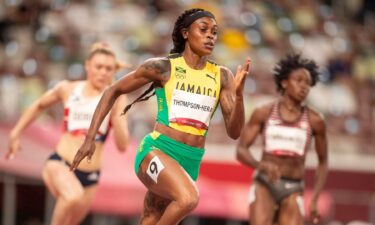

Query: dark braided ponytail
[[121, 83, 155, 115]]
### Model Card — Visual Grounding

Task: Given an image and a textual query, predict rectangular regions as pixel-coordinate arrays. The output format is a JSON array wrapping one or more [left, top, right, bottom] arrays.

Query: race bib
[[147, 156, 165, 183], [265, 125, 307, 156], [68, 105, 110, 134], [169, 89, 216, 129]]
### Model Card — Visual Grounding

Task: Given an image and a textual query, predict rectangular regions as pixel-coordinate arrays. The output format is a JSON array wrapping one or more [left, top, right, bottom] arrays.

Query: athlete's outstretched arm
[[70, 58, 170, 170], [309, 110, 328, 223], [6, 80, 67, 159], [219, 58, 250, 139]]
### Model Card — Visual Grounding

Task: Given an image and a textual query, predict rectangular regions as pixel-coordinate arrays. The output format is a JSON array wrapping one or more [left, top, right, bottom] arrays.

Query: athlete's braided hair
[[273, 53, 319, 94], [121, 83, 155, 115], [170, 8, 205, 54]]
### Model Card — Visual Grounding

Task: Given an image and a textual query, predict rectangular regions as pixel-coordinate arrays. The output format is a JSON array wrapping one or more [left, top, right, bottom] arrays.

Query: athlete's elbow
[[117, 147, 127, 153], [228, 131, 240, 140], [115, 139, 128, 153], [35, 99, 49, 112], [235, 150, 243, 162], [226, 123, 243, 140], [103, 86, 122, 101], [116, 144, 127, 153]]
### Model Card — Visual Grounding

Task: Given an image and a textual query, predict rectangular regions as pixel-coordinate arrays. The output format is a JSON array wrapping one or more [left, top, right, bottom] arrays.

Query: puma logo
[[285, 182, 296, 189], [87, 172, 99, 181], [206, 73, 216, 84]]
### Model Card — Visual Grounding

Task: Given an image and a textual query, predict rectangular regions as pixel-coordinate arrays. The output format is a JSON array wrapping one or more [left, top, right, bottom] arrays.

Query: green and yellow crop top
[[155, 54, 221, 136]]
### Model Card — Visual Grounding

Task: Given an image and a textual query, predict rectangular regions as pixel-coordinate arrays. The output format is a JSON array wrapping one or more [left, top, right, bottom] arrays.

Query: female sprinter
[[71, 8, 250, 225], [6, 42, 129, 225], [236, 53, 328, 225]]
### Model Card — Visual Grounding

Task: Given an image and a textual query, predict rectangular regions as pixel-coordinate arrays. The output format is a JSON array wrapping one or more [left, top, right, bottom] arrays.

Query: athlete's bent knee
[[64, 191, 85, 208], [176, 191, 199, 213]]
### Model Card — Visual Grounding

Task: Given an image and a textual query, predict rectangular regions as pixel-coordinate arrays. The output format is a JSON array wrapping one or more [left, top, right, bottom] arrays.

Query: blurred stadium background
[[0, 0, 374, 224]]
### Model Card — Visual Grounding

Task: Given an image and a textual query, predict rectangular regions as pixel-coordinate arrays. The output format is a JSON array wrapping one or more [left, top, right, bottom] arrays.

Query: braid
[[170, 8, 205, 54], [121, 84, 155, 115]]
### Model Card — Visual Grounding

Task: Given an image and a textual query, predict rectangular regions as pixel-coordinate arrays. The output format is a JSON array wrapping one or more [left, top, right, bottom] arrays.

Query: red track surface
[[0, 123, 332, 220]]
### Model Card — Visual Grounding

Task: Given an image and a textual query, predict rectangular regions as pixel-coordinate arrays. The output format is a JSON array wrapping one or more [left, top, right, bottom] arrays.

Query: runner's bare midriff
[[154, 123, 205, 148], [262, 152, 305, 179], [55, 133, 104, 171]]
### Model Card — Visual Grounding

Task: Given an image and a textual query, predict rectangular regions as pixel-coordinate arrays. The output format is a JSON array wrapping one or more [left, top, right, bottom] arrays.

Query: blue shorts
[[48, 152, 100, 187]]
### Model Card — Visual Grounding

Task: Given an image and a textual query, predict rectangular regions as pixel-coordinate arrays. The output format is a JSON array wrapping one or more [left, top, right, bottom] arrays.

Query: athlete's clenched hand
[[310, 200, 321, 224], [5, 132, 21, 160]]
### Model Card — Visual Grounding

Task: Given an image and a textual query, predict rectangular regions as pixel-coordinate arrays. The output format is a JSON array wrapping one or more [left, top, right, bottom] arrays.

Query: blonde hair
[[88, 42, 131, 70]]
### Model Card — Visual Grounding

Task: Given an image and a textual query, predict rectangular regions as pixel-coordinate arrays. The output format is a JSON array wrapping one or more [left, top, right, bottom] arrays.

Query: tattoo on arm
[[222, 94, 235, 111], [220, 67, 230, 88], [220, 67, 235, 117], [142, 59, 171, 81]]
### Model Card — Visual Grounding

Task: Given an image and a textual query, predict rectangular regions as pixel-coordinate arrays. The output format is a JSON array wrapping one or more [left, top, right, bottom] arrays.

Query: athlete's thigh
[[81, 185, 97, 206], [278, 192, 304, 225], [249, 181, 276, 225], [137, 149, 198, 201], [72, 185, 97, 214], [139, 191, 170, 225], [42, 161, 84, 199], [70, 185, 98, 223], [42, 163, 59, 197]]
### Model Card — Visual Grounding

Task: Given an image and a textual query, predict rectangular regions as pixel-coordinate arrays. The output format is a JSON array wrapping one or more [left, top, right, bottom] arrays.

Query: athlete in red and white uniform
[[263, 101, 312, 158], [63, 81, 111, 142], [6, 42, 129, 225], [237, 54, 328, 225]]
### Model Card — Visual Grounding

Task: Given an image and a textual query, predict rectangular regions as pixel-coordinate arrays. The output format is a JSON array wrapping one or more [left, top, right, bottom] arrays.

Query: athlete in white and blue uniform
[[6, 43, 129, 225]]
